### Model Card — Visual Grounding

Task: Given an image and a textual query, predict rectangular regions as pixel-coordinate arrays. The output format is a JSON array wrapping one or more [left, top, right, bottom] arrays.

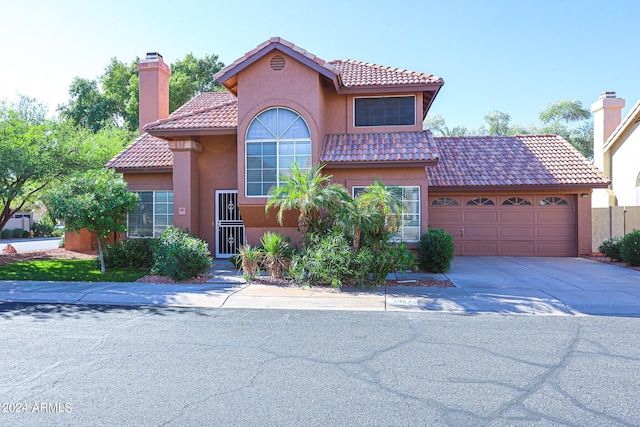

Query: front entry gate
[[215, 190, 245, 258]]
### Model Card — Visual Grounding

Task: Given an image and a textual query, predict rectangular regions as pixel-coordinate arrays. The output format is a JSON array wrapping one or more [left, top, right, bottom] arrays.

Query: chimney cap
[[599, 91, 617, 99], [145, 52, 163, 60]]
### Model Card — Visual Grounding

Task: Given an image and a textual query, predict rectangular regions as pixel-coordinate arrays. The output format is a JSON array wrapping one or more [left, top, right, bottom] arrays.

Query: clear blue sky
[[1, 0, 638, 129]]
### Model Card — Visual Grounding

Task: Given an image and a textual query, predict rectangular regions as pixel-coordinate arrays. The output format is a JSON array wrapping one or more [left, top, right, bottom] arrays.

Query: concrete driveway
[[442, 257, 640, 316]]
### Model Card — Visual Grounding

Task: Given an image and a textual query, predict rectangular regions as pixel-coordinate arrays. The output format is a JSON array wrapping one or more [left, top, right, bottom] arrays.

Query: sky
[[1, 0, 638, 129]]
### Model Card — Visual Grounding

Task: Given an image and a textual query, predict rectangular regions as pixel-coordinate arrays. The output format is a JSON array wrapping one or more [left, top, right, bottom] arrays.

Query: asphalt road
[[0, 237, 61, 253], [0, 305, 638, 426]]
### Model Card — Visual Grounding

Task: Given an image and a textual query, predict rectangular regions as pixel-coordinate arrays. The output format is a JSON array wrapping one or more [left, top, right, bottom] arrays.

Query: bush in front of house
[[11, 228, 28, 238], [620, 229, 640, 266], [418, 228, 455, 273], [100, 238, 156, 269], [598, 237, 623, 261], [31, 218, 55, 237], [0, 229, 12, 239], [152, 227, 212, 280]]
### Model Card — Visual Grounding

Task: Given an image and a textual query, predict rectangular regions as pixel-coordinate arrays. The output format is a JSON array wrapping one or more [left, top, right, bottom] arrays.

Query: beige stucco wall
[[610, 121, 640, 206]]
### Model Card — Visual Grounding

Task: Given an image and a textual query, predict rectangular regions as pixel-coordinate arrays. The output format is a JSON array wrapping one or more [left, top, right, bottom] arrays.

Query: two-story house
[[106, 37, 608, 257]]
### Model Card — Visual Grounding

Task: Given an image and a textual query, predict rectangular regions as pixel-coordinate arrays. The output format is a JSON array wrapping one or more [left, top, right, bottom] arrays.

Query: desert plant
[[237, 244, 264, 281], [265, 162, 350, 248], [152, 227, 212, 280], [260, 232, 291, 279], [620, 229, 640, 266], [290, 231, 356, 288], [100, 238, 156, 269], [418, 228, 455, 273], [598, 237, 623, 261]]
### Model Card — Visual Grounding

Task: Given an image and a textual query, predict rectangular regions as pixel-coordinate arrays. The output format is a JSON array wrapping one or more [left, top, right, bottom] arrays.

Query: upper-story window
[[354, 96, 416, 127], [246, 107, 311, 197]]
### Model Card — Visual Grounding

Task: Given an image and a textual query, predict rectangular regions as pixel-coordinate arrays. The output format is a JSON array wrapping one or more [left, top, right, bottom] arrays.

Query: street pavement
[[0, 306, 638, 426], [1, 257, 640, 316]]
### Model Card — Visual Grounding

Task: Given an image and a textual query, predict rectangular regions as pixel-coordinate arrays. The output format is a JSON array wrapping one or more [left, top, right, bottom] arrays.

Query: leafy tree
[[424, 114, 470, 136], [0, 96, 132, 232], [59, 52, 225, 132], [44, 169, 139, 274], [484, 110, 512, 136], [265, 162, 350, 247]]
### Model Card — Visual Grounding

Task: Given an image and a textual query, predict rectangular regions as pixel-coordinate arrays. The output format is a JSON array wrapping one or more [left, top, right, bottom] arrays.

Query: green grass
[[0, 259, 148, 282]]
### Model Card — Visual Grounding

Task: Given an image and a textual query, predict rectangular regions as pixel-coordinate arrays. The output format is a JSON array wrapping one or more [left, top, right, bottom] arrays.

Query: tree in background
[[59, 53, 225, 133], [0, 96, 132, 231], [45, 169, 139, 274], [424, 99, 594, 158]]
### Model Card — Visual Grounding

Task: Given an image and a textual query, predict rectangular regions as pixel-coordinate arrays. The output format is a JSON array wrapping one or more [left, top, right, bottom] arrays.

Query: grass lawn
[[0, 259, 148, 282]]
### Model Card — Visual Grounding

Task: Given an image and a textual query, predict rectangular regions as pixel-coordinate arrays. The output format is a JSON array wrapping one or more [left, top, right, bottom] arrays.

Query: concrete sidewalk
[[0, 259, 639, 316]]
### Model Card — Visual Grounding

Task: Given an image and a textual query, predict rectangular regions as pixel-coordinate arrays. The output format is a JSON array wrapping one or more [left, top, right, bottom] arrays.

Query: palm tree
[[265, 162, 349, 247], [354, 179, 405, 248]]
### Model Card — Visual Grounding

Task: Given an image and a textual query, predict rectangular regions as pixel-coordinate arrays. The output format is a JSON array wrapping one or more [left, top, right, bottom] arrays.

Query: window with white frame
[[127, 191, 173, 238], [354, 96, 416, 127], [246, 107, 311, 196], [353, 185, 421, 242]]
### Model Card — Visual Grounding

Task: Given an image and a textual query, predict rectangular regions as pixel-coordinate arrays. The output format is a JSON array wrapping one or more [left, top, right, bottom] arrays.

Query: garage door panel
[[430, 194, 576, 256], [500, 227, 535, 238], [462, 242, 499, 256], [536, 242, 576, 256], [537, 210, 575, 223], [463, 211, 498, 222], [501, 211, 535, 222], [536, 227, 575, 239], [430, 211, 462, 222], [464, 227, 498, 238], [500, 242, 536, 255]]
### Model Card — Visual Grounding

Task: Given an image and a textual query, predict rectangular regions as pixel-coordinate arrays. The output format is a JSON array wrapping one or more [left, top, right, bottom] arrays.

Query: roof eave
[[428, 183, 610, 192], [111, 167, 173, 174], [323, 159, 439, 169], [604, 98, 640, 152], [146, 128, 238, 138], [336, 82, 442, 95]]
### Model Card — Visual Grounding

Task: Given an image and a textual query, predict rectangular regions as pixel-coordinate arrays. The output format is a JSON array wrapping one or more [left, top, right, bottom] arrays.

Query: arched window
[[246, 108, 311, 196], [431, 197, 459, 206], [466, 197, 495, 206], [502, 197, 531, 206], [540, 197, 568, 206]]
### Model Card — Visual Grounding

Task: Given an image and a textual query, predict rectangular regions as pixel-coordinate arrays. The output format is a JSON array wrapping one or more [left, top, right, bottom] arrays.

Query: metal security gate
[[215, 190, 245, 258]]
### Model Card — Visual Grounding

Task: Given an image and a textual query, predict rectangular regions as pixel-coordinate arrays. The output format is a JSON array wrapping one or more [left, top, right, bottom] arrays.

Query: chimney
[[591, 92, 624, 172], [137, 52, 171, 134]]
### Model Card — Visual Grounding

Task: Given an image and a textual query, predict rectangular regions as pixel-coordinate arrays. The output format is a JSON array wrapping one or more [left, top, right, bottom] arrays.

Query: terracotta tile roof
[[106, 133, 172, 170], [321, 131, 439, 164], [144, 92, 237, 131], [427, 134, 609, 188], [331, 59, 443, 87], [214, 37, 339, 85], [171, 92, 236, 116]]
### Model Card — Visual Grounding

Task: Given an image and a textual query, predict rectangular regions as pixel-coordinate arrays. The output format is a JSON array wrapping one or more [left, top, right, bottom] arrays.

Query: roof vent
[[270, 55, 286, 71], [599, 91, 616, 99]]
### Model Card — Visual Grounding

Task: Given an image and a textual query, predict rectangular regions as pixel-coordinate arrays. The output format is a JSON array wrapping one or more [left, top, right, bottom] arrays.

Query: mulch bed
[[135, 274, 213, 284], [582, 254, 640, 272]]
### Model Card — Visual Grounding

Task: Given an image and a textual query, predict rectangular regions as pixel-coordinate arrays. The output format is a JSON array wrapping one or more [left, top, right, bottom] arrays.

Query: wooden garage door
[[428, 195, 576, 256]]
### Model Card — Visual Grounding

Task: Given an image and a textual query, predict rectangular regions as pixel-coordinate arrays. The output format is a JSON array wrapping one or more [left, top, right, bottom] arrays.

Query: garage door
[[428, 195, 576, 256]]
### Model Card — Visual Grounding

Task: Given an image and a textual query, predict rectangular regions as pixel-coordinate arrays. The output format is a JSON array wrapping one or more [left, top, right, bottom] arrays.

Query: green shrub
[[152, 227, 212, 280], [290, 232, 365, 288], [50, 227, 64, 237], [598, 237, 623, 261], [0, 229, 11, 239], [31, 218, 55, 237], [99, 238, 156, 269], [418, 228, 455, 273], [12, 228, 28, 238], [621, 229, 640, 267], [367, 242, 416, 286]]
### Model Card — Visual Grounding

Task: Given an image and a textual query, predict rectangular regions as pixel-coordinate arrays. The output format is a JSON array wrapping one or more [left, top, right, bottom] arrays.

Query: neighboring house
[[590, 92, 640, 250], [1, 212, 34, 232], [105, 37, 608, 258], [591, 92, 640, 207]]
